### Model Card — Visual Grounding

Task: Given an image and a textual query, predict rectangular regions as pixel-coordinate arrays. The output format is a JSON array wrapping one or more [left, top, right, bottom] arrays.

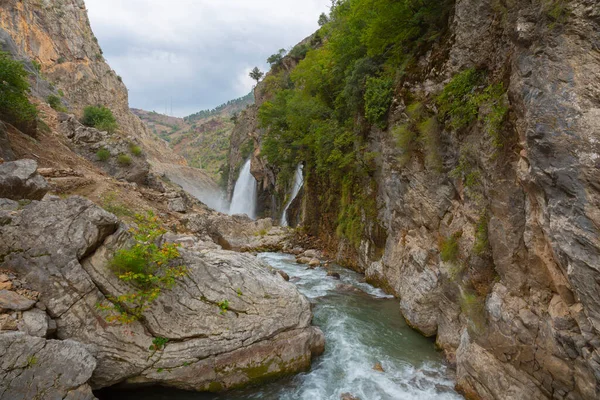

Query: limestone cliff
[[0, 0, 186, 166], [231, 0, 600, 398]]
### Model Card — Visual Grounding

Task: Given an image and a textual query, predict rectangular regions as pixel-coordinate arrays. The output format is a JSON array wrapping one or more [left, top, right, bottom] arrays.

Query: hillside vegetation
[[259, 0, 454, 244], [133, 92, 253, 182]]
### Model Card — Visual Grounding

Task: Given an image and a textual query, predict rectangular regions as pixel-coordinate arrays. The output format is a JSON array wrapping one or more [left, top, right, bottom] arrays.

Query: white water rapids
[[101, 253, 463, 400]]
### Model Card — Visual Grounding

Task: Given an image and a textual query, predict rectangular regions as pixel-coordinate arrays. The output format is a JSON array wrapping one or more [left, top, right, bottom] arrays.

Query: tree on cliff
[[249, 67, 264, 84], [267, 49, 287, 67], [0, 52, 38, 128]]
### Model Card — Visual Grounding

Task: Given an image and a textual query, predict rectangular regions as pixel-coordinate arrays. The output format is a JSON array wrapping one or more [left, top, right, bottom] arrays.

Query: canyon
[[1, 0, 599, 399]]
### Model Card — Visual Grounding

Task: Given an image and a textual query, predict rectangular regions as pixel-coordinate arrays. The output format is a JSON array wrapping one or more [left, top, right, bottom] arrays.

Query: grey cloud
[[86, 0, 330, 116]]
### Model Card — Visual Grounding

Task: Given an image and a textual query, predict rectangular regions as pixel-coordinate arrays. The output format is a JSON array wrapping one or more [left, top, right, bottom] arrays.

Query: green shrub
[[477, 83, 508, 149], [96, 148, 111, 162], [31, 60, 42, 74], [58, 89, 65, 97], [437, 69, 484, 130], [57, 57, 66, 64], [473, 212, 490, 256], [364, 76, 394, 128], [117, 154, 132, 166], [460, 290, 485, 334], [150, 336, 169, 351], [0, 52, 38, 126], [440, 231, 462, 263], [393, 123, 417, 166], [101, 191, 134, 217], [82, 105, 118, 133], [129, 143, 143, 157], [218, 300, 230, 315], [47, 94, 67, 112], [97, 212, 188, 324]]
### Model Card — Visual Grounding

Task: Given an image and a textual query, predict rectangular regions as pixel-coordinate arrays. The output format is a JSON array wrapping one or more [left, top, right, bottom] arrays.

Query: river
[[98, 252, 462, 400]]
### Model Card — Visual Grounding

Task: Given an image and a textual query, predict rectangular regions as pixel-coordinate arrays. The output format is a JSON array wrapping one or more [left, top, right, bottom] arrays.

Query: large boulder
[[0, 159, 49, 200], [0, 332, 96, 400], [186, 212, 290, 252], [0, 196, 324, 391]]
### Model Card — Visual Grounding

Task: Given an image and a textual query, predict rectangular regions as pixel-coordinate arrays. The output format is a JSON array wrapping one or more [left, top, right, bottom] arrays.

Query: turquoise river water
[[98, 252, 463, 400]]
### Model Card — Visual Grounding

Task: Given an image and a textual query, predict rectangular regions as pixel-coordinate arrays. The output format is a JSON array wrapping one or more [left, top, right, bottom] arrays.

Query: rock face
[[0, 159, 49, 200], [0, 196, 324, 391], [233, 0, 600, 399], [0, 332, 97, 400], [59, 114, 150, 184]]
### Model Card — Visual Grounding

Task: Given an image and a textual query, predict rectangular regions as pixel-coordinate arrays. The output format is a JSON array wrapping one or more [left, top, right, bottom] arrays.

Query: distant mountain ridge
[[132, 92, 254, 183]]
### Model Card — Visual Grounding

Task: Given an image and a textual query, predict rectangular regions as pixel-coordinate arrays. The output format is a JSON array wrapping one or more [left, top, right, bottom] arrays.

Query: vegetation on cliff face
[[0, 52, 38, 129], [258, 0, 453, 246]]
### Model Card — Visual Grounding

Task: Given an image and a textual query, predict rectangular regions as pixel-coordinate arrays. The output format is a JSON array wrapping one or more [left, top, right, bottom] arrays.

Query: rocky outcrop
[[0, 159, 49, 200], [239, 0, 600, 399], [0, 195, 323, 392], [59, 114, 150, 184], [0, 333, 97, 400], [186, 212, 290, 252]]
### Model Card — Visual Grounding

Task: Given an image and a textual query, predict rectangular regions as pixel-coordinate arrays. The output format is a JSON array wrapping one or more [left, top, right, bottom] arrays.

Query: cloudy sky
[[85, 0, 330, 117]]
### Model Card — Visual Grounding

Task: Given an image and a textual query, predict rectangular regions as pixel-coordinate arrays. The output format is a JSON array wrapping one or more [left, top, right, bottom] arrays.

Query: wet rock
[[308, 258, 321, 267], [0, 332, 96, 400], [341, 393, 360, 400], [373, 362, 385, 372], [0, 289, 36, 312], [277, 270, 290, 281], [303, 249, 322, 259], [0, 159, 49, 201], [327, 272, 341, 280], [297, 256, 312, 265]]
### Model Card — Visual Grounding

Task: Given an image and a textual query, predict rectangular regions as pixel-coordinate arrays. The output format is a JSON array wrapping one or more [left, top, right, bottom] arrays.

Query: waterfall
[[229, 159, 257, 219], [280, 163, 304, 227]]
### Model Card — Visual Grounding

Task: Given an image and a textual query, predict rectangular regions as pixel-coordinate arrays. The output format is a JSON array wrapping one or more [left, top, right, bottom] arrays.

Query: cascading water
[[100, 252, 462, 400], [229, 159, 257, 219], [280, 163, 304, 227]]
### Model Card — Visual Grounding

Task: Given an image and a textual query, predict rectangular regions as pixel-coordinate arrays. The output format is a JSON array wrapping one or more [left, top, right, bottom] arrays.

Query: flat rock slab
[[0, 290, 35, 312], [0, 332, 96, 400]]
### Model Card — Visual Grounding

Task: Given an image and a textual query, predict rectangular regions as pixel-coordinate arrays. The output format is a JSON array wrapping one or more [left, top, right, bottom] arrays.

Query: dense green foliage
[[257, 0, 453, 246], [97, 212, 187, 324], [0, 52, 38, 126], [82, 105, 118, 133]]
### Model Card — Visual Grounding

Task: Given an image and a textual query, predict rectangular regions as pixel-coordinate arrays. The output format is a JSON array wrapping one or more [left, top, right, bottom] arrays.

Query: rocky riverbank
[[0, 160, 324, 398]]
